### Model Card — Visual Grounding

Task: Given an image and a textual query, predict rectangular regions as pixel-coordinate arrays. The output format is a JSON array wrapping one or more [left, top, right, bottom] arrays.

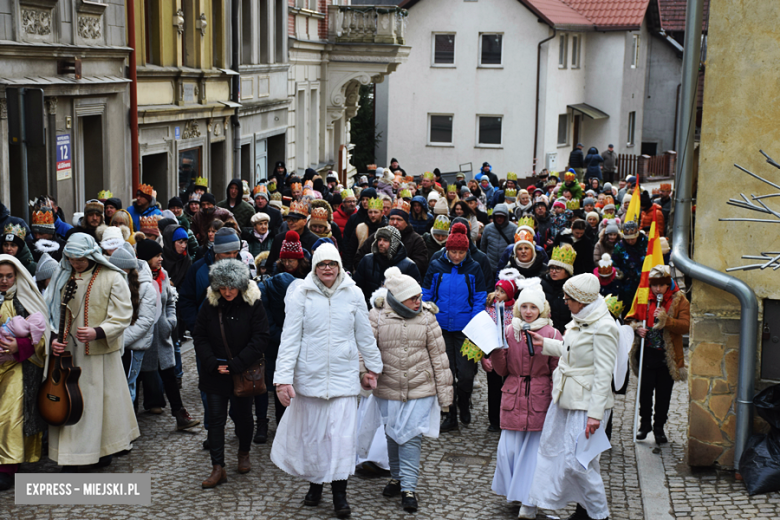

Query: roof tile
[[657, 0, 709, 32]]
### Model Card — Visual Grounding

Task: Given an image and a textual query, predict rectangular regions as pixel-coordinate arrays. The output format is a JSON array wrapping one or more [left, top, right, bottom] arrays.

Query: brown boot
[[174, 408, 201, 431], [237, 451, 251, 474], [201, 465, 227, 489]]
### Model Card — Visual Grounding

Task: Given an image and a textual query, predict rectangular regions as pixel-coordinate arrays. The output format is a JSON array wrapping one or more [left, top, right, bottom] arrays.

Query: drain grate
[[441, 453, 491, 466]]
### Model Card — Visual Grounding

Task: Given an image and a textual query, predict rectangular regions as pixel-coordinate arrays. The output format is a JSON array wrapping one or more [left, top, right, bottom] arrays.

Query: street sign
[[56, 134, 72, 180], [175, 126, 181, 140]]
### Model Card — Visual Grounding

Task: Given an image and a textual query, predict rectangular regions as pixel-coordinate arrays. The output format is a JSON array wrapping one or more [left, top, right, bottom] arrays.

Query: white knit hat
[[383, 266, 422, 303], [514, 278, 550, 318], [433, 197, 449, 216], [427, 190, 440, 204], [563, 273, 601, 304], [311, 242, 342, 270], [100, 226, 125, 251]]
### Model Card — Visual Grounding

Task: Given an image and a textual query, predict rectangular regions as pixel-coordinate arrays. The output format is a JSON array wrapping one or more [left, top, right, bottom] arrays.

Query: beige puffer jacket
[[366, 289, 453, 407]]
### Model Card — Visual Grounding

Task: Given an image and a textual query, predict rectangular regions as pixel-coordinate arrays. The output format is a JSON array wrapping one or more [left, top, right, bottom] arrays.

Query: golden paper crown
[[291, 183, 302, 191], [660, 183, 672, 191], [139, 215, 162, 230], [392, 199, 410, 213], [253, 184, 267, 195], [137, 183, 154, 197], [304, 180, 314, 188], [460, 339, 484, 362], [310, 207, 330, 223], [566, 199, 581, 210], [507, 172, 517, 181], [97, 190, 113, 200], [565, 171, 576, 181], [422, 171, 435, 180], [367, 198, 384, 211], [514, 226, 535, 244], [289, 200, 309, 217], [341, 188, 355, 199], [398, 189, 412, 199], [242, 180, 251, 196], [32, 208, 56, 227], [271, 192, 282, 201], [505, 189, 517, 199], [433, 215, 450, 231], [605, 294, 624, 318], [404, 176, 414, 183], [3, 223, 25, 239], [195, 177, 208, 188], [517, 216, 536, 229], [551, 245, 577, 266], [447, 184, 457, 193], [394, 175, 403, 183], [302, 188, 313, 197]]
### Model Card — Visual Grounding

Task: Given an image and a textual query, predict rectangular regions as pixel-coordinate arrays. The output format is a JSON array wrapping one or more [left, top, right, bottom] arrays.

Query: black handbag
[[219, 309, 266, 397]]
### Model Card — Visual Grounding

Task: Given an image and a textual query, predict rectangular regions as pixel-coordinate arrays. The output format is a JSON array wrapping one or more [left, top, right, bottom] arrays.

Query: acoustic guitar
[[38, 279, 84, 426]]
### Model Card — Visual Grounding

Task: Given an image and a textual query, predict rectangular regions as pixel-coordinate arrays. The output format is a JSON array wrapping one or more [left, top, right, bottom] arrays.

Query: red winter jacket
[[640, 204, 665, 236], [491, 323, 561, 431], [333, 205, 356, 232]]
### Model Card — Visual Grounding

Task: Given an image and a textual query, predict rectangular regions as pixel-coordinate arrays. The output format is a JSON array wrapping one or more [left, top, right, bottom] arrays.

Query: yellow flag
[[627, 220, 665, 318], [624, 179, 642, 225]]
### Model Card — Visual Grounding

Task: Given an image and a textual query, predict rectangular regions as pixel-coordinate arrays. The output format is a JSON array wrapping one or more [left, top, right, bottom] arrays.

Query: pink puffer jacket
[[491, 323, 561, 431]]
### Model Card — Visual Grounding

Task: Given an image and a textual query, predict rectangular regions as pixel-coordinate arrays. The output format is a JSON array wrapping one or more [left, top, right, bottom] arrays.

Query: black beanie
[[201, 193, 216, 205], [136, 239, 163, 261], [105, 197, 123, 211], [331, 193, 342, 206], [360, 188, 377, 200], [168, 196, 183, 209], [640, 190, 652, 210]]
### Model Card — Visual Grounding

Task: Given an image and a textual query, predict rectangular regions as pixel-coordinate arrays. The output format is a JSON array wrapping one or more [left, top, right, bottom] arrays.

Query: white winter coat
[[541, 296, 619, 421], [275, 272, 383, 399], [122, 261, 159, 353]]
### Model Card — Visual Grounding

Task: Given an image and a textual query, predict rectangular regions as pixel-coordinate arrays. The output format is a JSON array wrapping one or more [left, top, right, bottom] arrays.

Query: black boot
[[304, 482, 323, 506], [0, 473, 13, 491], [440, 407, 458, 432], [331, 480, 351, 518], [457, 390, 472, 425], [654, 427, 668, 444], [401, 491, 418, 513], [254, 418, 269, 444], [636, 422, 651, 440], [566, 504, 591, 520]]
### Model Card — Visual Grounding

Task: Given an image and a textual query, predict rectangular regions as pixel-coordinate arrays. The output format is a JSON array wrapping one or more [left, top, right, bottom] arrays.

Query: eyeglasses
[[548, 266, 564, 272], [317, 261, 339, 270], [409, 295, 422, 303]]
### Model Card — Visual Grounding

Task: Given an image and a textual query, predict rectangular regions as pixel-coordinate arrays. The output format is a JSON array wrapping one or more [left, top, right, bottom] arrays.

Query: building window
[[630, 34, 640, 68], [429, 114, 453, 145], [571, 34, 580, 68], [212, 0, 224, 68], [479, 33, 502, 66], [558, 33, 568, 68], [557, 114, 568, 145], [241, 0, 253, 65], [477, 115, 502, 146], [432, 33, 455, 66], [628, 111, 636, 145], [296, 0, 316, 10], [143, 0, 161, 65]]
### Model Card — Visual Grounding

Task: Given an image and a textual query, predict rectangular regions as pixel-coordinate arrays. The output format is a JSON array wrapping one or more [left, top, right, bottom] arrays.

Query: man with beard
[[353, 225, 421, 307], [218, 179, 256, 229], [333, 188, 357, 231], [272, 161, 291, 188], [126, 184, 163, 232], [70, 199, 105, 239], [191, 193, 233, 246], [253, 185, 283, 236]]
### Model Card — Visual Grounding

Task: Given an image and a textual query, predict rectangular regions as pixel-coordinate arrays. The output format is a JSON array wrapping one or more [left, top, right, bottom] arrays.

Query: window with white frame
[[558, 33, 568, 68], [571, 34, 581, 68], [477, 115, 502, 146], [479, 33, 502, 66], [557, 114, 568, 145], [432, 33, 455, 66], [627, 111, 636, 145], [630, 34, 640, 68], [429, 114, 453, 145]]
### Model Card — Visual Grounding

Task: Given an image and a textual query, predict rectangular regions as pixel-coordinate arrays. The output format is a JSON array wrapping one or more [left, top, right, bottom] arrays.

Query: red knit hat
[[280, 231, 304, 259], [446, 223, 470, 251]]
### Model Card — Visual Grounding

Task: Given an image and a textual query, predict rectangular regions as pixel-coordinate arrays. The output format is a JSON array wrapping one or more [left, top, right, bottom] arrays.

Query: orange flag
[[624, 178, 642, 225], [626, 218, 664, 320]]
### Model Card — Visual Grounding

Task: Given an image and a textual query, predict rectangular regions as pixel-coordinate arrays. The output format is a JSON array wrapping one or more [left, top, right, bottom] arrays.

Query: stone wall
[[689, 0, 780, 467]]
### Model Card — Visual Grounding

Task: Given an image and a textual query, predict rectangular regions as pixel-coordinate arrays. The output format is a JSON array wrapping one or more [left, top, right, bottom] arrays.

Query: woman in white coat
[[271, 243, 383, 519], [527, 273, 619, 520]]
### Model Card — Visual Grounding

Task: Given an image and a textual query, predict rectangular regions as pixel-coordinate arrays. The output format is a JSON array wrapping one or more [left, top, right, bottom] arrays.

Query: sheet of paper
[[575, 424, 612, 470], [613, 322, 634, 388], [463, 310, 502, 354]]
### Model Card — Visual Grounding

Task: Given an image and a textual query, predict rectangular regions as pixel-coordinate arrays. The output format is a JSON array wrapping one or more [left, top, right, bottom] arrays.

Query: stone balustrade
[[328, 5, 407, 45]]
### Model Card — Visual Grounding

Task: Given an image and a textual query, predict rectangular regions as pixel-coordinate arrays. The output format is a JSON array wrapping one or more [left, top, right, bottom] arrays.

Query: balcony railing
[[328, 5, 407, 45]]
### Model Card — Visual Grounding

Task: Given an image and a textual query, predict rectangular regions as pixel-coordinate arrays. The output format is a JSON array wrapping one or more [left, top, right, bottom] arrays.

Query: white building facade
[[377, 0, 654, 177]]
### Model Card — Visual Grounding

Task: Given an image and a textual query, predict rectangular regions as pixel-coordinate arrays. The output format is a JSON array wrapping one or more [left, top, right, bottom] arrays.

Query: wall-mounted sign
[[56, 134, 72, 181]]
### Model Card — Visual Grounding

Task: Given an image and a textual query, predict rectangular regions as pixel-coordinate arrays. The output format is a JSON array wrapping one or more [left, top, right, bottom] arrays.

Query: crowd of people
[[0, 154, 688, 520]]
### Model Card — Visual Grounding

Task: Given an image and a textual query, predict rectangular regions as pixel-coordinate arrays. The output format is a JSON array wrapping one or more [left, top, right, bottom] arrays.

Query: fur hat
[[649, 264, 672, 286], [254, 250, 270, 268], [563, 273, 600, 304], [109, 244, 139, 270], [35, 253, 59, 282], [280, 231, 304, 259], [383, 266, 421, 303], [209, 258, 250, 292]]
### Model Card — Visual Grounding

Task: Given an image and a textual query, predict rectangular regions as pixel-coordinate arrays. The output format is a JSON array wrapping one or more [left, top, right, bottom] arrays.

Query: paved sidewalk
[[4, 344, 779, 519]]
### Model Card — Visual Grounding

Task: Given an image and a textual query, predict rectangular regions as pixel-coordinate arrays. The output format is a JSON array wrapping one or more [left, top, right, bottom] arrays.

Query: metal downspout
[[127, 0, 140, 193], [231, 0, 241, 178], [533, 28, 556, 174], [671, 0, 758, 471]]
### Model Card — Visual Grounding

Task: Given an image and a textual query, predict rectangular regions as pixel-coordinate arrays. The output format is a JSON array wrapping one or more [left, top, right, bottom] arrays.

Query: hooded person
[[35, 252, 59, 294], [480, 203, 518, 272], [0, 254, 51, 490], [162, 224, 193, 288], [408, 195, 434, 235], [1, 224, 37, 277], [110, 209, 137, 245], [218, 179, 256, 229], [353, 225, 422, 307], [612, 220, 648, 308], [639, 190, 666, 237], [423, 215, 450, 262], [583, 147, 604, 182], [45, 233, 139, 469]]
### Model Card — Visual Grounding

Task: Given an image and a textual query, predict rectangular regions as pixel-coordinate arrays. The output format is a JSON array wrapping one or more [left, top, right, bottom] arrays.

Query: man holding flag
[[625, 217, 690, 444]]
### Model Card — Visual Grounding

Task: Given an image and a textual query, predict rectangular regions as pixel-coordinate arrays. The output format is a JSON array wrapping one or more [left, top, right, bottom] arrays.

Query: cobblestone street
[[4, 344, 780, 519]]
